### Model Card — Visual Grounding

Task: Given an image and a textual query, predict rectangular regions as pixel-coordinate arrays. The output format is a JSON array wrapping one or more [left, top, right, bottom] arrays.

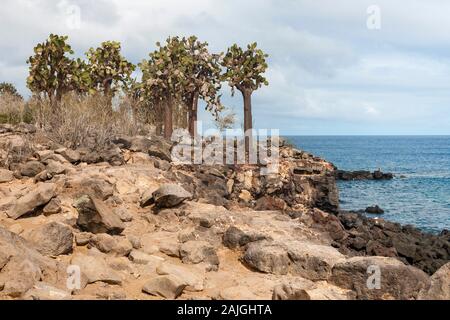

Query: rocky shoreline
[[0, 123, 448, 300]]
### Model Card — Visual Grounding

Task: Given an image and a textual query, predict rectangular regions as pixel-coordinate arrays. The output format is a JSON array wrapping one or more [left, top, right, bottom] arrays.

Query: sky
[[1, 0, 450, 135]]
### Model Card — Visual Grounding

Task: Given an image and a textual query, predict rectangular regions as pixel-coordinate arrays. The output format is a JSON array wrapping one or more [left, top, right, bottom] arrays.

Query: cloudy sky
[[1, 0, 450, 135]]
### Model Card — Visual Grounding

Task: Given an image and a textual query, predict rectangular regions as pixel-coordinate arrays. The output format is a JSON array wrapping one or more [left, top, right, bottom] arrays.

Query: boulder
[[0, 226, 64, 298], [180, 240, 219, 271], [23, 282, 71, 300], [153, 184, 192, 209], [71, 254, 122, 286], [287, 241, 345, 281], [45, 160, 67, 175], [80, 178, 114, 200], [89, 234, 117, 253], [22, 222, 73, 256], [142, 275, 186, 299], [418, 263, 450, 300], [365, 205, 385, 214], [243, 240, 345, 280], [147, 137, 172, 162], [243, 241, 291, 275], [8, 183, 57, 220], [75, 195, 125, 235], [0, 169, 14, 183], [222, 226, 269, 249], [20, 161, 45, 177], [330, 256, 430, 300], [156, 262, 204, 292], [55, 148, 80, 164]]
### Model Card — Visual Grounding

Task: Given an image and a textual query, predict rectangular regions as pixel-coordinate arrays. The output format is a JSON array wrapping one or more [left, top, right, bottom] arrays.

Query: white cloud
[[1, 0, 449, 134]]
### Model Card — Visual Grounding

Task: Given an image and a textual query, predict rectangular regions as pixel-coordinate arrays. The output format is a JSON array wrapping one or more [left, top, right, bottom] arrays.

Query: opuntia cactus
[[86, 41, 135, 101], [222, 43, 269, 150], [26, 34, 90, 105]]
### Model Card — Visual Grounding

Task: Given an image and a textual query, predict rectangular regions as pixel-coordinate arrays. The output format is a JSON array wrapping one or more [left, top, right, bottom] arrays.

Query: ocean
[[287, 136, 450, 234]]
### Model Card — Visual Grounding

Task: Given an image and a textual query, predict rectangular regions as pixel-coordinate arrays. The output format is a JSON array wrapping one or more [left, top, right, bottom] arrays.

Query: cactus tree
[[181, 36, 223, 137], [222, 43, 268, 146], [86, 41, 135, 102], [139, 37, 187, 139], [27, 34, 90, 105]]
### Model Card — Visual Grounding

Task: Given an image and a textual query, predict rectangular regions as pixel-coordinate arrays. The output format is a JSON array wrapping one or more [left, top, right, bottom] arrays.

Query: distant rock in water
[[365, 205, 385, 214], [335, 169, 394, 181]]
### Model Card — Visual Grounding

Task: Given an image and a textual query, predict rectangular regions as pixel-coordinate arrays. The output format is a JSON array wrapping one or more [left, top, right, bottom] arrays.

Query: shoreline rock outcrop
[[0, 123, 448, 300], [335, 169, 394, 181]]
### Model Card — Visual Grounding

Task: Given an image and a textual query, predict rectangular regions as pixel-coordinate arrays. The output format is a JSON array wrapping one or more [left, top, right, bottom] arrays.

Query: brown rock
[[8, 183, 57, 220], [75, 195, 125, 235], [142, 275, 186, 299], [22, 222, 74, 256], [330, 256, 430, 300]]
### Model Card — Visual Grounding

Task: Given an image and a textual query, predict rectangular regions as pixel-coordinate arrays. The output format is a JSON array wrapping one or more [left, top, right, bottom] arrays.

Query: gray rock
[[8, 183, 57, 219], [22, 222, 74, 256], [365, 205, 385, 214], [330, 256, 430, 300], [75, 195, 125, 235], [179, 240, 219, 271], [71, 254, 122, 285], [55, 148, 80, 164], [80, 178, 114, 200], [147, 137, 172, 162], [142, 275, 186, 299], [20, 161, 45, 177], [223, 226, 268, 249], [153, 184, 192, 209], [287, 241, 345, 281], [45, 160, 67, 175], [243, 241, 291, 275], [0, 226, 63, 298], [156, 262, 204, 292]]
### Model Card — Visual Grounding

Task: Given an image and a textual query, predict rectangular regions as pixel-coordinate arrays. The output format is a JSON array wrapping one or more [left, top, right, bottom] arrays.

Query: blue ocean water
[[287, 136, 450, 233]]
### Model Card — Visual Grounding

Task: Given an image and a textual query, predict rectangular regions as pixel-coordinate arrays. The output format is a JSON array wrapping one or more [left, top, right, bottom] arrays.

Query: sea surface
[[287, 136, 450, 233]]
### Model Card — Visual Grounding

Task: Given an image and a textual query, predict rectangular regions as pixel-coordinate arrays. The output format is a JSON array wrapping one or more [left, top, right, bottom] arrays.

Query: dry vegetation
[[0, 93, 153, 150]]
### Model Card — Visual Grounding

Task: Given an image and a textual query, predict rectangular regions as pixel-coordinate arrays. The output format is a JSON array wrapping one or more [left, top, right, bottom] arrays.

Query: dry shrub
[[0, 93, 32, 124], [32, 94, 151, 150]]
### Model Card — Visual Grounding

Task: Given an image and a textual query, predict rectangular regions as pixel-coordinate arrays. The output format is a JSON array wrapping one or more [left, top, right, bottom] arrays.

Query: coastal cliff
[[0, 124, 448, 300]]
